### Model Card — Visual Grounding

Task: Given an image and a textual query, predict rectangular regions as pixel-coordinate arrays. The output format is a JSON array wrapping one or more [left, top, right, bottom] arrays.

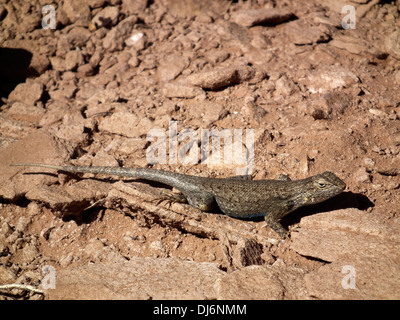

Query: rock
[[125, 31, 148, 51], [162, 83, 204, 99], [240, 97, 268, 123], [274, 74, 296, 96], [354, 167, 371, 183], [7, 80, 44, 105], [237, 65, 267, 84], [16, 217, 32, 233], [30, 54, 50, 75], [185, 66, 266, 90], [330, 35, 383, 58], [157, 55, 190, 82], [216, 265, 284, 299], [0, 222, 13, 237], [385, 29, 400, 60], [286, 19, 332, 45], [57, 27, 92, 56], [0, 265, 16, 283], [121, 0, 150, 15], [62, 0, 91, 26], [7, 102, 45, 124], [49, 56, 65, 71], [323, 91, 351, 115], [186, 67, 239, 90], [301, 66, 359, 94], [290, 209, 400, 299], [91, 6, 120, 29], [186, 101, 226, 123], [204, 49, 230, 65], [230, 8, 295, 27], [77, 63, 96, 77], [21, 243, 39, 263], [24, 180, 111, 218], [98, 112, 139, 138], [304, 257, 400, 299], [128, 55, 140, 68], [64, 50, 85, 71], [103, 16, 138, 52], [232, 238, 264, 267], [48, 84, 78, 101], [46, 258, 225, 299], [1, 132, 73, 200], [369, 108, 389, 119]]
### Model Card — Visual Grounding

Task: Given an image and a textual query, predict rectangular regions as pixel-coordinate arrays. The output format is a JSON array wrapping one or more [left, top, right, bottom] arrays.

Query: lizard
[[10, 163, 346, 238]]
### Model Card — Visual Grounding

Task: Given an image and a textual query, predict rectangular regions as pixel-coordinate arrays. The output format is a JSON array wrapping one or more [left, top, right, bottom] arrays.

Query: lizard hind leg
[[153, 191, 188, 208], [185, 191, 216, 212]]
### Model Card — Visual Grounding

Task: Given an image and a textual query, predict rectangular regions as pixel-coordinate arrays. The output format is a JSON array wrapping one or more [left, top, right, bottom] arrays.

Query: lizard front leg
[[263, 200, 296, 238], [264, 214, 289, 238]]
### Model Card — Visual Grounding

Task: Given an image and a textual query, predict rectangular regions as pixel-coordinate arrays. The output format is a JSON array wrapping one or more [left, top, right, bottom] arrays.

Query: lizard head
[[304, 171, 346, 204]]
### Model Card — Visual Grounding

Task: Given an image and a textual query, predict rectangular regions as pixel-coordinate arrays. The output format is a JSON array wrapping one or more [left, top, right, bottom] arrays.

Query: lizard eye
[[317, 181, 326, 188]]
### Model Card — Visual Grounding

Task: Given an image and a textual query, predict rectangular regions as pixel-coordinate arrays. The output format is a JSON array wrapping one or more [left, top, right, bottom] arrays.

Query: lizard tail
[[10, 163, 195, 190]]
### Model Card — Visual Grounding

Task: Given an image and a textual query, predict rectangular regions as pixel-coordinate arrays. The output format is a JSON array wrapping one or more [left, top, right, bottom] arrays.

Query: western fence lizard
[[10, 163, 346, 238]]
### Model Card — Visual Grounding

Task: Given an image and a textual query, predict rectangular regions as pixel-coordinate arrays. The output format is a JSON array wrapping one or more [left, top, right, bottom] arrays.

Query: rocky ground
[[0, 0, 399, 299]]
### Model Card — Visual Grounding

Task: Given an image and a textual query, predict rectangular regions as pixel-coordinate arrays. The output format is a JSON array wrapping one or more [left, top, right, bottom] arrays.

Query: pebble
[[162, 82, 204, 99], [230, 8, 295, 27], [363, 157, 375, 167], [0, 222, 13, 237], [91, 6, 120, 29], [7, 80, 44, 105], [385, 29, 400, 60], [354, 167, 371, 183], [16, 217, 32, 233]]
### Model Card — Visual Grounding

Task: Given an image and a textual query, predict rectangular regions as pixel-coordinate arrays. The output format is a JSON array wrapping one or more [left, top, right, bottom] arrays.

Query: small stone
[[125, 32, 147, 51], [354, 167, 371, 183], [369, 108, 388, 119], [287, 19, 331, 45], [8, 80, 44, 105], [98, 112, 146, 137], [49, 56, 65, 71], [103, 16, 138, 52], [157, 55, 190, 82], [363, 158, 375, 167], [7, 102, 45, 123], [230, 8, 295, 27], [186, 67, 239, 90], [22, 243, 39, 263], [233, 238, 264, 267], [92, 6, 120, 28], [274, 74, 296, 96], [16, 217, 32, 233], [0, 265, 16, 283], [162, 83, 204, 99], [62, 0, 91, 25], [385, 29, 400, 60], [64, 50, 85, 71], [77, 63, 95, 77], [393, 136, 400, 147], [0, 222, 13, 237], [128, 55, 140, 68]]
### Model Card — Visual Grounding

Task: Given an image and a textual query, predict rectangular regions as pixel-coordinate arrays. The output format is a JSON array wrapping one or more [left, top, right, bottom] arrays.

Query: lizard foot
[[263, 215, 290, 239], [153, 191, 187, 208]]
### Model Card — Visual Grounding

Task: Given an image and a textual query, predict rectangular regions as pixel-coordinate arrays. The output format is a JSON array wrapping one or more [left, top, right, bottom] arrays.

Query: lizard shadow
[[280, 191, 374, 229]]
